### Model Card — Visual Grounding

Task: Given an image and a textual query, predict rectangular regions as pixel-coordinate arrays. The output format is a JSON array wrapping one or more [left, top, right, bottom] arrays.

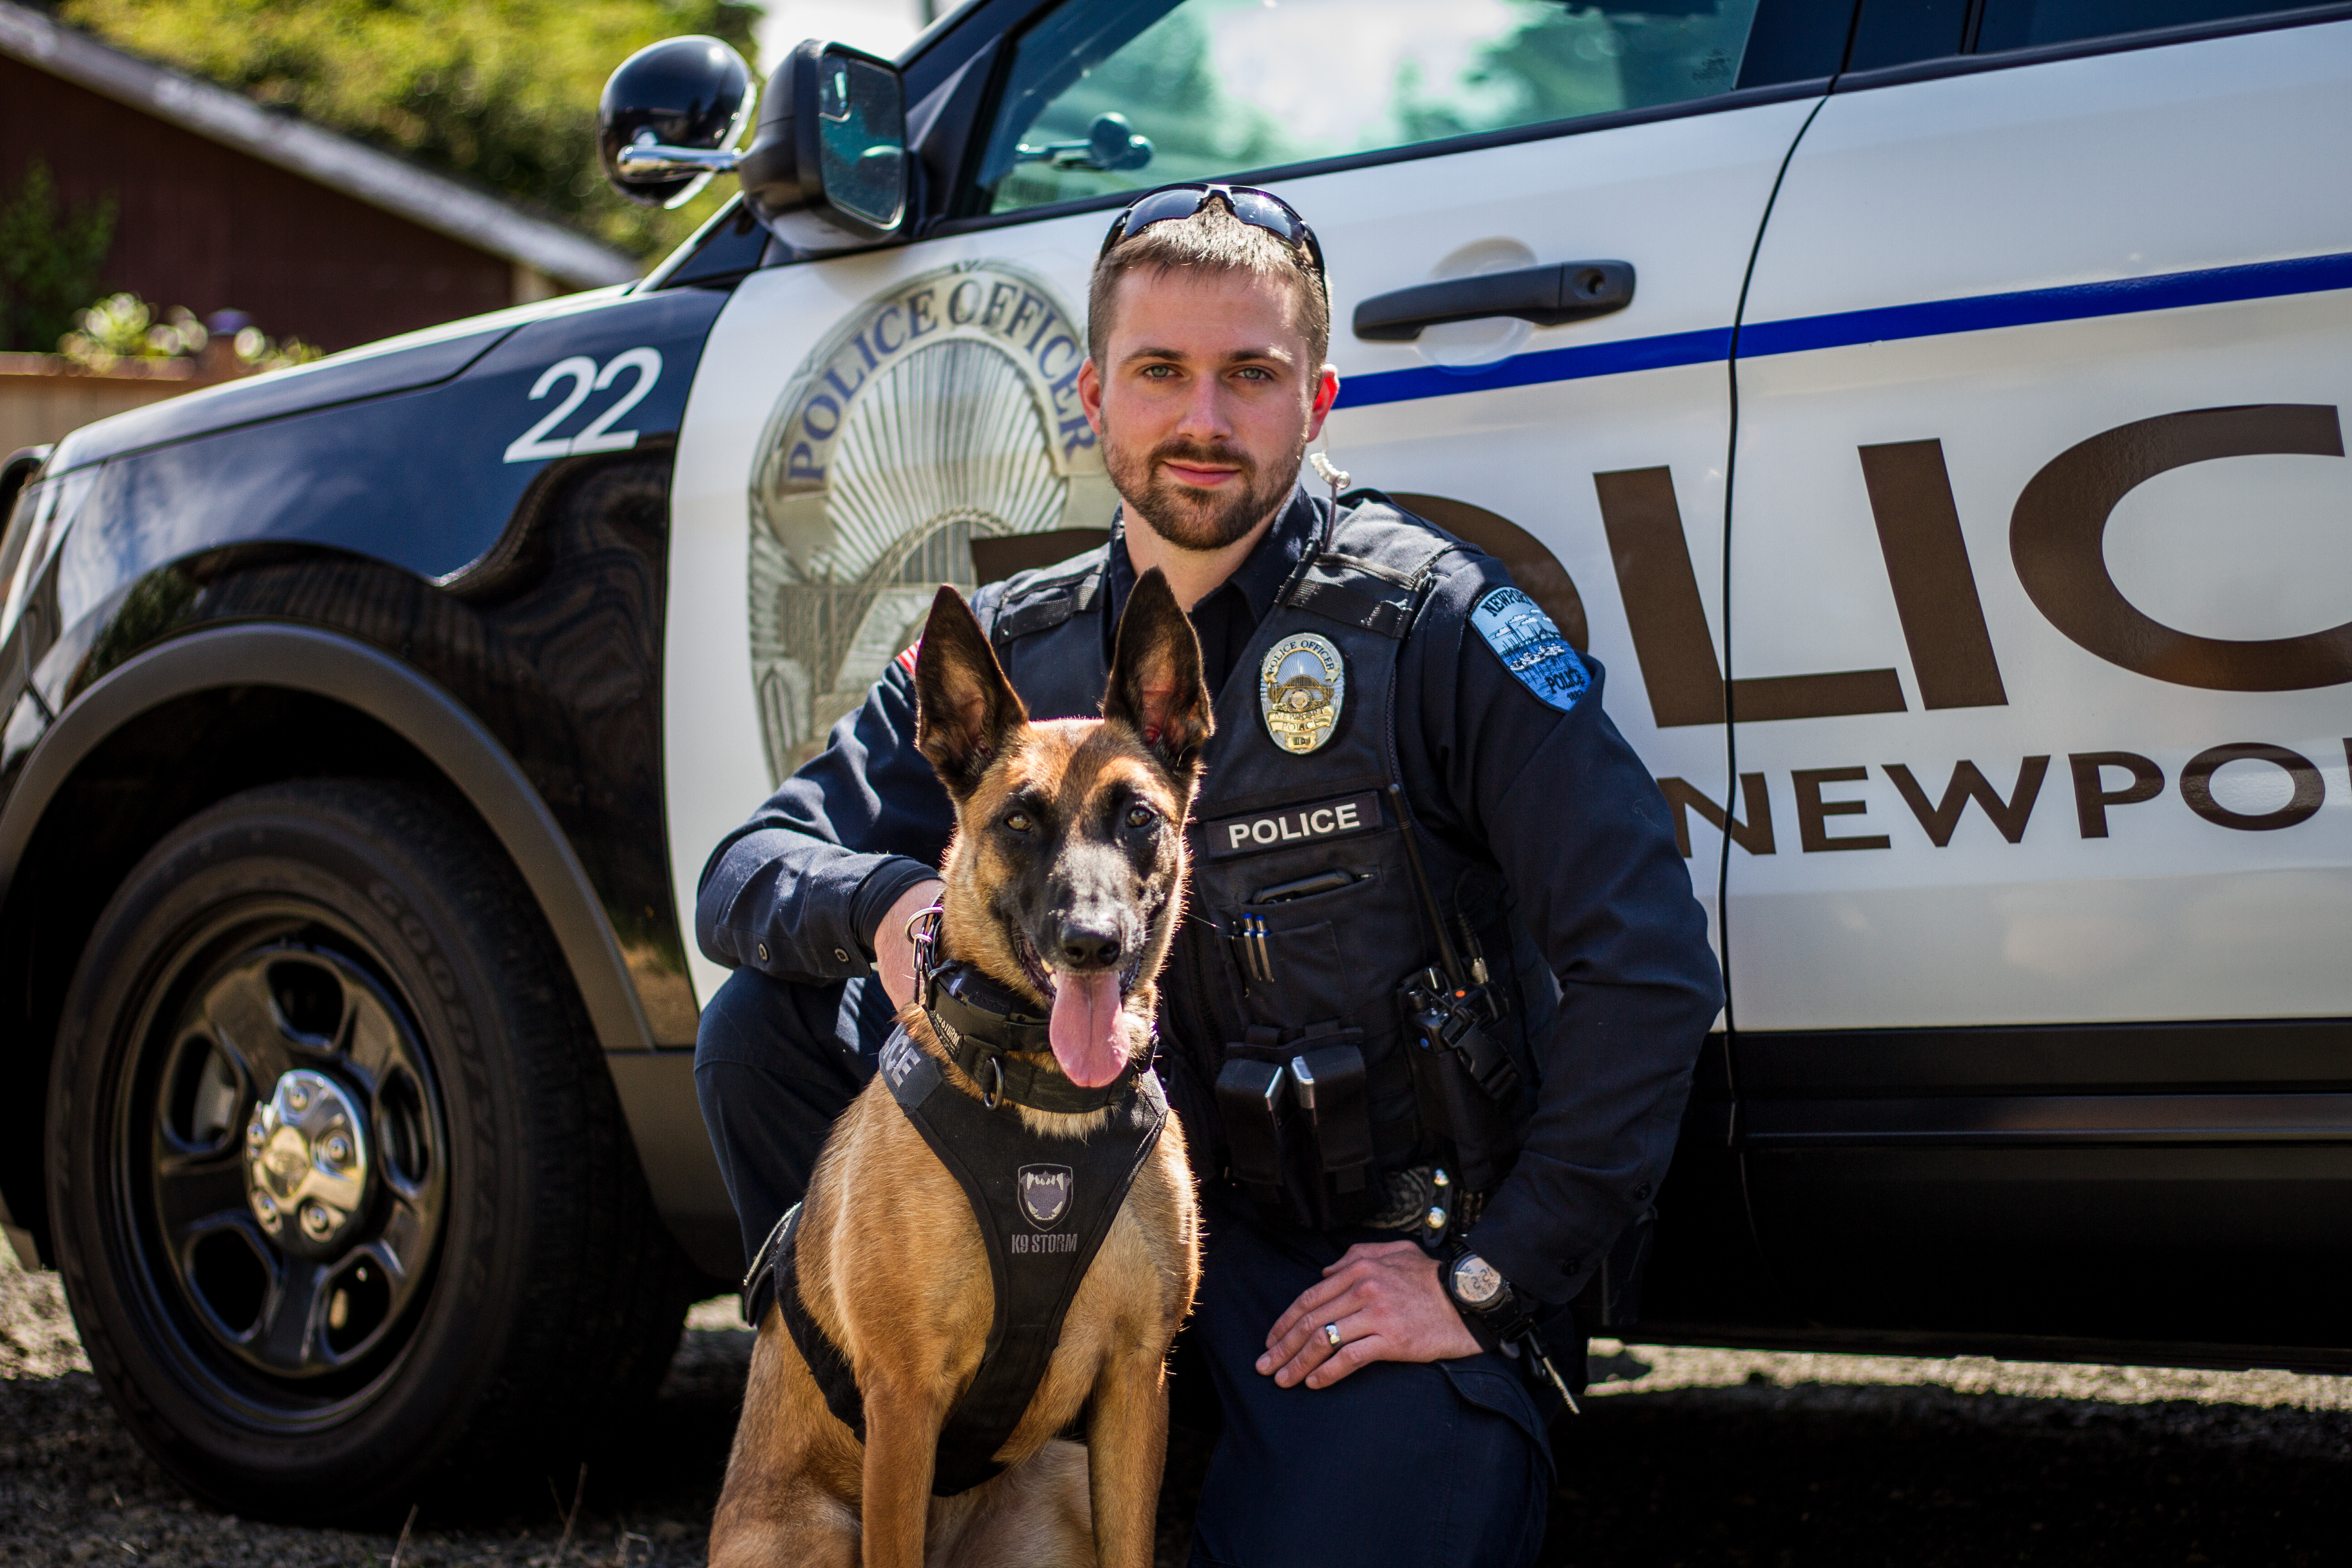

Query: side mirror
[[602, 37, 907, 252], [737, 40, 909, 250], [598, 36, 756, 209]]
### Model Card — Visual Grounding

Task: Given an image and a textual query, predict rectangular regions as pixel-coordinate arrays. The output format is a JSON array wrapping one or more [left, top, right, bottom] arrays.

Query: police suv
[[2, 0, 2346, 1516]]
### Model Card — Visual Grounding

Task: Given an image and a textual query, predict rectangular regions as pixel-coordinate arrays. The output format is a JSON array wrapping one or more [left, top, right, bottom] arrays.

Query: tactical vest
[[980, 500, 1552, 1229]]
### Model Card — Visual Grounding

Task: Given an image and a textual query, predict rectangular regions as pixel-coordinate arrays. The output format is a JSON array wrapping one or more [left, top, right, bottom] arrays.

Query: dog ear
[[915, 586, 1029, 798], [1103, 568, 1214, 779]]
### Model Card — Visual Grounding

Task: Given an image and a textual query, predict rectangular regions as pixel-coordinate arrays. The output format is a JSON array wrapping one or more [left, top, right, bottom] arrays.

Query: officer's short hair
[[1088, 201, 1332, 373]]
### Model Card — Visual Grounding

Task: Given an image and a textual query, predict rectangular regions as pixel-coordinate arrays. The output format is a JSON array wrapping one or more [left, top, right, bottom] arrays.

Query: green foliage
[[983, 0, 1756, 217], [230, 323, 326, 371], [56, 291, 322, 369], [1400, 2, 1754, 142], [0, 161, 118, 354], [59, 0, 763, 264], [57, 290, 179, 362]]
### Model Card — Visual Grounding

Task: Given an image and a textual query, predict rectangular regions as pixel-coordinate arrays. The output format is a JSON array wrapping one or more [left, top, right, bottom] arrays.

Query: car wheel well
[[0, 686, 529, 1267]]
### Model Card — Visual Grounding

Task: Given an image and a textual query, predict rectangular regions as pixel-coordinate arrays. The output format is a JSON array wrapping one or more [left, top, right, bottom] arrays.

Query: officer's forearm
[[1468, 984, 1711, 1305], [696, 827, 936, 979]]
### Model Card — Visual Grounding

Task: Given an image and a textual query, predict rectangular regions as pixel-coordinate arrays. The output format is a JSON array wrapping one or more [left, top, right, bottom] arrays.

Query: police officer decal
[[691, 184, 1721, 1568]]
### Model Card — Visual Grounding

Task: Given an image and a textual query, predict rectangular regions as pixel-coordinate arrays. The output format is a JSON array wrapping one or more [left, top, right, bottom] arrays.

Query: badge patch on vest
[[1260, 633, 1345, 754], [1472, 586, 1588, 712], [1017, 1165, 1073, 1230]]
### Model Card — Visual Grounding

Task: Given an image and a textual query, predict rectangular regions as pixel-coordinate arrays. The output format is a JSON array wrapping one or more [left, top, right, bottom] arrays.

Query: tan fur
[[710, 713, 1203, 1568]]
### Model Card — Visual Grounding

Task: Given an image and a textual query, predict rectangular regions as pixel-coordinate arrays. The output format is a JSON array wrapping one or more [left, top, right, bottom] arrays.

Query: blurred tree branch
[[59, 0, 763, 265]]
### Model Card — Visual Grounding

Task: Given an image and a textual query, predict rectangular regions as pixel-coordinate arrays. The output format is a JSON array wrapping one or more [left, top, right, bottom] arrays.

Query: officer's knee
[[696, 967, 828, 1070]]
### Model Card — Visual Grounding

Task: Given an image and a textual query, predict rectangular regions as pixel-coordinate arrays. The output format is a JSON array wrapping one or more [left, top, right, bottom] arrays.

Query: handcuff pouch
[[1290, 1038, 1373, 1226], [1218, 1025, 1382, 1229], [1215, 1048, 1291, 1204]]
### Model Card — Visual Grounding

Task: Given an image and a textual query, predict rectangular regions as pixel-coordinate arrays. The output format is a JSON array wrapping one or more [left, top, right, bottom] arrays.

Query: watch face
[[1450, 1254, 1504, 1308]]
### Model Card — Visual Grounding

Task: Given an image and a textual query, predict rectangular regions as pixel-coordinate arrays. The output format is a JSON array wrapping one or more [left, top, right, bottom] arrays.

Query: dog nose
[[1058, 926, 1122, 970]]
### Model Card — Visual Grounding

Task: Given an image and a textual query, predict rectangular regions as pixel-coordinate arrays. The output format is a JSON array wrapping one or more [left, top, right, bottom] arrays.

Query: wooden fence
[[2, 351, 248, 459]]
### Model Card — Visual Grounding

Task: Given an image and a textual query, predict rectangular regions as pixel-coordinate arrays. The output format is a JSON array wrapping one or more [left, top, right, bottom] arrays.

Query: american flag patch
[[894, 640, 921, 676]]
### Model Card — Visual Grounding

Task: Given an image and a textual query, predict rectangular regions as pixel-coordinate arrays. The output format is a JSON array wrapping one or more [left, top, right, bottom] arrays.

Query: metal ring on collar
[[981, 1055, 1004, 1111], [907, 902, 943, 980]]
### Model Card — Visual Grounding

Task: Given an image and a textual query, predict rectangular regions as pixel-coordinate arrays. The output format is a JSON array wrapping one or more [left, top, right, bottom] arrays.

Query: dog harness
[[747, 1025, 1167, 1496]]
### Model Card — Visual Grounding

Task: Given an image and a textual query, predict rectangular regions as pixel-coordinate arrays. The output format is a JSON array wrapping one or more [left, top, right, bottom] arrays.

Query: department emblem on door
[[746, 263, 1120, 782], [1017, 1165, 1073, 1231], [1260, 633, 1345, 755]]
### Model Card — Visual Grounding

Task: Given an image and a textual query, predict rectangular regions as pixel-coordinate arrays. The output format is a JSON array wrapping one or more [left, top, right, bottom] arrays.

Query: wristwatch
[[1440, 1240, 1536, 1352]]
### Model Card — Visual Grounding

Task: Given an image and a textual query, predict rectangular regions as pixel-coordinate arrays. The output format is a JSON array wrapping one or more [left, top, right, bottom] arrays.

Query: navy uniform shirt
[[696, 488, 1724, 1307]]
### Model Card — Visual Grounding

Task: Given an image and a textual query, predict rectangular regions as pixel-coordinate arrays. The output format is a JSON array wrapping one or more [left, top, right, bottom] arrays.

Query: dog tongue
[[1049, 971, 1128, 1088]]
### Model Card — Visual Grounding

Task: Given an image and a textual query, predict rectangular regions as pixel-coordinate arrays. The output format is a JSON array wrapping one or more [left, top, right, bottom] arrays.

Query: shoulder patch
[[1470, 586, 1587, 712]]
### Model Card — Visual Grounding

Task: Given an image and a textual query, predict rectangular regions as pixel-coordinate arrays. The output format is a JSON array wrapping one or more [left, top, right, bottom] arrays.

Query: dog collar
[[919, 958, 1138, 1115]]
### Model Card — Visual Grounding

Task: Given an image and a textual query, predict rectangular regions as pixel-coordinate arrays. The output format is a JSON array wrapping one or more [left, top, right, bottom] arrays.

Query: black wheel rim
[[113, 900, 452, 1428]]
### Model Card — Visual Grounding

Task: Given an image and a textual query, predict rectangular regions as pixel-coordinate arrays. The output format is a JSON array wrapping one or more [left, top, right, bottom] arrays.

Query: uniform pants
[[695, 966, 1554, 1568]]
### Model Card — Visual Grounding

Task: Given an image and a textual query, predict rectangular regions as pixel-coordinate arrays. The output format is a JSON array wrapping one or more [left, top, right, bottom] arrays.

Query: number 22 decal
[[502, 347, 664, 463]]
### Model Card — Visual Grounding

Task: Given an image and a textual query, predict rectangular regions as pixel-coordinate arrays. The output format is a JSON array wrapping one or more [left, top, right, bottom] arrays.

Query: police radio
[[1388, 786, 1522, 1192]]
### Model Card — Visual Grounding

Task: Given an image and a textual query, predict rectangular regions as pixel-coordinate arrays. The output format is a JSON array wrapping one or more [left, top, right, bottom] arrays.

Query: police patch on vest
[[1472, 586, 1588, 712], [1203, 790, 1382, 860], [1260, 633, 1345, 754], [1017, 1165, 1073, 1230]]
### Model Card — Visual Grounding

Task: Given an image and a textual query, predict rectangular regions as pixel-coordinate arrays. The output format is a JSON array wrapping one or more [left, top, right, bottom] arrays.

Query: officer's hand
[[1257, 1240, 1481, 1389], [873, 879, 946, 1012]]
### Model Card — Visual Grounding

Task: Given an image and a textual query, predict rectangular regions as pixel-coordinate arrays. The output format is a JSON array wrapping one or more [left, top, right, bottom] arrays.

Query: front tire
[[46, 779, 690, 1519]]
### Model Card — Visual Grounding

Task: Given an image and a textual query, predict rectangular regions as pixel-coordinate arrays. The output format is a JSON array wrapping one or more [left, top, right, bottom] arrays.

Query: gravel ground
[[6, 1245, 2346, 1566]]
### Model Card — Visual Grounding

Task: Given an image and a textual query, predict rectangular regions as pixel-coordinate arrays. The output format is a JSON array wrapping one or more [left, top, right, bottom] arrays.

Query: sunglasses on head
[[1098, 183, 1326, 286]]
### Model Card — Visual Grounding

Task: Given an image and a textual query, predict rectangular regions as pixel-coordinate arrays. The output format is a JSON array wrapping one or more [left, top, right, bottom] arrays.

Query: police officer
[[693, 184, 1723, 1568]]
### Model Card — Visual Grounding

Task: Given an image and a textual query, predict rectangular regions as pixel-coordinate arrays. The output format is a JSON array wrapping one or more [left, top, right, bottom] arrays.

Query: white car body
[[652, 0, 2352, 1354]]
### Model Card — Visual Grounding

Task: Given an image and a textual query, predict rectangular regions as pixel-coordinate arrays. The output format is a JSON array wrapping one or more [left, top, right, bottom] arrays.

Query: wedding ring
[[1322, 1322, 1343, 1350]]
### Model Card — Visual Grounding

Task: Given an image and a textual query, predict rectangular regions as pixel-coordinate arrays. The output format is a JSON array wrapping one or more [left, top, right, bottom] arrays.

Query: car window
[[1974, 0, 2343, 51], [974, 0, 1766, 216], [1847, 0, 2342, 69]]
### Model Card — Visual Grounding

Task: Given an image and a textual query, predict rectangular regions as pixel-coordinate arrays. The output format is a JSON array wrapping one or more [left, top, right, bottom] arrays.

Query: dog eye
[[1004, 810, 1034, 833], [1125, 805, 1156, 830]]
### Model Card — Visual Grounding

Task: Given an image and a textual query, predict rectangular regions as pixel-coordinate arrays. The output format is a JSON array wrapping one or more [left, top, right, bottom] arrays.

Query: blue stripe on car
[[1333, 250, 2352, 410], [1333, 328, 1731, 409]]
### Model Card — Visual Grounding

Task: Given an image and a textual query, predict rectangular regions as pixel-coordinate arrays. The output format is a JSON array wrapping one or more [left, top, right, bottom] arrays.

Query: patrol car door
[[1721, 3, 2352, 1341], [663, 0, 1861, 1013]]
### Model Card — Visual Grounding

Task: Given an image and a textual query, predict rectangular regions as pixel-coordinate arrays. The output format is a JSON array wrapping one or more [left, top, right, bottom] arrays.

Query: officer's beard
[[1103, 424, 1307, 554]]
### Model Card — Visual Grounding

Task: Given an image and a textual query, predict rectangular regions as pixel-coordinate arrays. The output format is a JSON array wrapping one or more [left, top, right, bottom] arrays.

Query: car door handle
[[1351, 261, 1635, 343]]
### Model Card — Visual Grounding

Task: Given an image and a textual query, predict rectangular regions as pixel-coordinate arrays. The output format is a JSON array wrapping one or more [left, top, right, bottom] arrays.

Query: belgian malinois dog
[[709, 569, 1210, 1568]]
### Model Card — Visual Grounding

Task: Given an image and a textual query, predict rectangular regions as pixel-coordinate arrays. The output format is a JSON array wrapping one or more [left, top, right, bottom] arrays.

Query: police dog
[[709, 571, 1209, 1568]]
